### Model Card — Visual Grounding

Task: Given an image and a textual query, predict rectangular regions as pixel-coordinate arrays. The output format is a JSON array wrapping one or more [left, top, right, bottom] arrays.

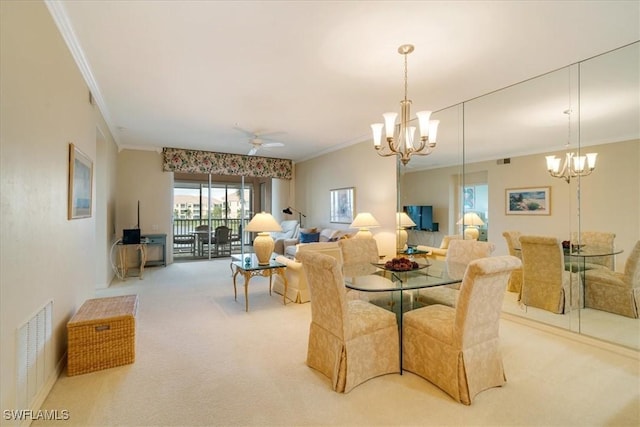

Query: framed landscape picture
[[506, 186, 551, 215], [68, 143, 93, 219], [330, 187, 355, 223]]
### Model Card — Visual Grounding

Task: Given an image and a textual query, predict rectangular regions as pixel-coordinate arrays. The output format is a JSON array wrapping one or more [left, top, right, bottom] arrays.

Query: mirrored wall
[[399, 42, 639, 350]]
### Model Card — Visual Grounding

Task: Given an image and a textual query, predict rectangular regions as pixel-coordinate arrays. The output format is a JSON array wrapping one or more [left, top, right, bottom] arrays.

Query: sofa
[[271, 220, 299, 255], [283, 227, 350, 258], [416, 234, 463, 261], [272, 242, 343, 303]]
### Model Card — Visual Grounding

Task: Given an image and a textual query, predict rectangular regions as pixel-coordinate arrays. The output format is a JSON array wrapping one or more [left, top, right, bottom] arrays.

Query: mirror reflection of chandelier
[[371, 44, 440, 166], [545, 109, 597, 183]]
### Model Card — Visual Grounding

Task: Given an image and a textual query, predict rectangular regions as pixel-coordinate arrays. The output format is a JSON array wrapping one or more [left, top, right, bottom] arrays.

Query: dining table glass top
[[344, 258, 463, 292]]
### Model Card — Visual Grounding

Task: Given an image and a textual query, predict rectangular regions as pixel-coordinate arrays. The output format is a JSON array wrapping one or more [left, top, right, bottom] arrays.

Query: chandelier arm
[[410, 147, 435, 157], [374, 145, 400, 158]]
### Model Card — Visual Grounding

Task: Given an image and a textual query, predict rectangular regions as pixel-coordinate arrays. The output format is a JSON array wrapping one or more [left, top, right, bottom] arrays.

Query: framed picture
[[506, 186, 551, 215], [330, 187, 355, 223], [68, 143, 93, 219], [464, 186, 475, 210]]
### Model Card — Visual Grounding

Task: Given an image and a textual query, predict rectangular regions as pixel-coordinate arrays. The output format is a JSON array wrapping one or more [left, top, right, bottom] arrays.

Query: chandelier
[[545, 110, 597, 183], [371, 44, 440, 166]]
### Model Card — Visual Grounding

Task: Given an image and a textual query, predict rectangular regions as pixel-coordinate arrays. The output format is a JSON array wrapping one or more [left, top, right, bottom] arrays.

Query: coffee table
[[230, 254, 287, 312]]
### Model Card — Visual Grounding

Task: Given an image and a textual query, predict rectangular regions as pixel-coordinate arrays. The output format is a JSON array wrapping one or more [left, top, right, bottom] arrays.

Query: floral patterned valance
[[162, 147, 292, 180]]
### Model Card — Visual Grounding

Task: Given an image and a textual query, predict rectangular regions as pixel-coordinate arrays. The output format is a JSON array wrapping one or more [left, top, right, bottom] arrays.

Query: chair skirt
[[306, 311, 399, 393], [403, 308, 506, 405]]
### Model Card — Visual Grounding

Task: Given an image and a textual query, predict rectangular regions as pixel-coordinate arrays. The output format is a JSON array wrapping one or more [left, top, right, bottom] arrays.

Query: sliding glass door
[[173, 177, 253, 260]]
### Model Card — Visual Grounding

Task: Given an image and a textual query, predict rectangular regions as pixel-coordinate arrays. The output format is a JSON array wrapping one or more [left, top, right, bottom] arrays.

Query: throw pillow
[[300, 231, 320, 243]]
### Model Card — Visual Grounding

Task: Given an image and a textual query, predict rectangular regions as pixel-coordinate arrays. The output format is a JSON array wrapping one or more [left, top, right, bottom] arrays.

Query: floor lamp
[[282, 207, 306, 227]]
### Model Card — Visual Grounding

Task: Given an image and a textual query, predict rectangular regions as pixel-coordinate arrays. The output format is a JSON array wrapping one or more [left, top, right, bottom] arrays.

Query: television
[[404, 205, 435, 231]]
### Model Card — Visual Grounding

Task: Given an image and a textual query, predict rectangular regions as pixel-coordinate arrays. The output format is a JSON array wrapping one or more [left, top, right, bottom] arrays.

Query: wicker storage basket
[[67, 295, 138, 376]]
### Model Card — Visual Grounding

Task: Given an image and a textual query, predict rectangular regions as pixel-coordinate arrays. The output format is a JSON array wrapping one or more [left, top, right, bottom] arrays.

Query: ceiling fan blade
[[262, 142, 284, 148], [248, 147, 258, 155]]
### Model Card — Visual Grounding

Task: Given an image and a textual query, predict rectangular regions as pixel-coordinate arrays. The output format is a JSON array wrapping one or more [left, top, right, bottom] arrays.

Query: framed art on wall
[[505, 186, 551, 215], [330, 187, 355, 223], [68, 143, 93, 219]]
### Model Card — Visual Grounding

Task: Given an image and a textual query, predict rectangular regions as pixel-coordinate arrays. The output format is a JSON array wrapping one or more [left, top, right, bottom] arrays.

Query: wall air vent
[[497, 158, 511, 165]]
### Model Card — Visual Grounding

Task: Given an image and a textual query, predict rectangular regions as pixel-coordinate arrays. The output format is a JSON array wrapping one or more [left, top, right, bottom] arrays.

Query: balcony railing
[[172, 218, 249, 257]]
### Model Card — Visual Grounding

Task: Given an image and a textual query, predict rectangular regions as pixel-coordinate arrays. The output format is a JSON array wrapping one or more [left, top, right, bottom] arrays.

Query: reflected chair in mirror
[[519, 235, 582, 314], [296, 250, 400, 393], [403, 256, 521, 405], [502, 231, 523, 293], [415, 239, 496, 308], [416, 234, 463, 261], [339, 238, 412, 311], [569, 231, 616, 271], [584, 240, 640, 318], [213, 225, 232, 257]]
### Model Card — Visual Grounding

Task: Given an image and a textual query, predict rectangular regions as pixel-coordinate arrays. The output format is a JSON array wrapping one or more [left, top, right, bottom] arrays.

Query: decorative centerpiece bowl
[[384, 257, 420, 271]]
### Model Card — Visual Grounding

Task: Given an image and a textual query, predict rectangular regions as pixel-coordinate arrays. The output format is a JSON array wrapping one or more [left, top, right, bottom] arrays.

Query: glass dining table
[[344, 258, 463, 372]]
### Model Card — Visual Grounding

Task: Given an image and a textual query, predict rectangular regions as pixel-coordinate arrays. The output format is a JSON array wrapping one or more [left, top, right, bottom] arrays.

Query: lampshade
[[350, 212, 380, 239], [350, 212, 380, 229], [245, 212, 282, 232], [457, 212, 485, 227], [396, 212, 416, 251], [397, 212, 417, 228], [245, 212, 282, 265], [457, 212, 484, 240]]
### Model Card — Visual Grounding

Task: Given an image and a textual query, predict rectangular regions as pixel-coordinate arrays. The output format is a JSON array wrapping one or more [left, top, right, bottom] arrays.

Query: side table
[[230, 254, 288, 312], [117, 243, 147, 279]]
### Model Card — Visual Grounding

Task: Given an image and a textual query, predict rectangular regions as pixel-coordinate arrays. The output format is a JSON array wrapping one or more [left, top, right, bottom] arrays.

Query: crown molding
[[44, 0, 121, 147]]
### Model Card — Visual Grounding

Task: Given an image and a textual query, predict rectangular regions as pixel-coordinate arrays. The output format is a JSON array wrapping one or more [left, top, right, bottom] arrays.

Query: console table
[[141, 234, 166, 267]]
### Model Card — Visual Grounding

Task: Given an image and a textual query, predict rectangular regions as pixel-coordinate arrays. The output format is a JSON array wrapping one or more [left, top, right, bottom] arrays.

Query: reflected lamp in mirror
[[245, 212, 282, 265], [397, 212, 416, 251], [370, 44, 440, 166], [350, 212, 381, 239], [545, 152, 597, 183], [457, 212, 485, 240]]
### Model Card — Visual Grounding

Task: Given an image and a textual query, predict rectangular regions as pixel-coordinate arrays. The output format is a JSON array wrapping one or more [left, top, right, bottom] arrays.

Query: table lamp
[[350, 212, 380, 239], [245, 212, 282, 265], [397, 212, 417, 251], [457, 212, 485, 240]]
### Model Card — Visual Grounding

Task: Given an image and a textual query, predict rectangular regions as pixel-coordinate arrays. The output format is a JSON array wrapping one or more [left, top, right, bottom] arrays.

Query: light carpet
[[34, 259, 639, 426]]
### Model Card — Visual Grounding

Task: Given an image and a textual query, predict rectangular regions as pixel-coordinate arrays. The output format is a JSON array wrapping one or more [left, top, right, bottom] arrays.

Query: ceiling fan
[[233, 126, 285, 156], [247, 137, 284, 156]]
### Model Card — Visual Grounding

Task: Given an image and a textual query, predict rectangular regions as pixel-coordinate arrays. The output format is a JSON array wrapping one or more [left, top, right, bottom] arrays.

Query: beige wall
[[1, 0, 118, 412], [402, 139, 639, 268], [116, 149, 174, 264], [293, 142, 397, 257]]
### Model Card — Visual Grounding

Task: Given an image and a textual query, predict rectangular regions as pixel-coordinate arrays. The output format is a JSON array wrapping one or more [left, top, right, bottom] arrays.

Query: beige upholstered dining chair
[[338, 238, 379, 280], [296, 250, 400, 393], [569, 231, 616, 270], [584, 240, 640, 318], [502, 231, 523, 293], [403, 255, 521, 405], [415, 239, 496, 308], [519, 235, 582, 314], [339, 238, 413, 311]]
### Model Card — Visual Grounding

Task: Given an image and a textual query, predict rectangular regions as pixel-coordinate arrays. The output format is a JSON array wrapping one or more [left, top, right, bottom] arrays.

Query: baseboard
[[20, 352, 67, 427], [501, 312, 639, 360]]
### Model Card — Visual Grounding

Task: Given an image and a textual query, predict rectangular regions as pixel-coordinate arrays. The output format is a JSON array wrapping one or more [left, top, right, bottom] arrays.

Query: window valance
[[162, 147, 292, 180]]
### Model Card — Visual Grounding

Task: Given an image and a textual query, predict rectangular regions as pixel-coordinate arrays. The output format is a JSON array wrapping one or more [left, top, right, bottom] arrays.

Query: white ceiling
[[48, 1, 639, 164]]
